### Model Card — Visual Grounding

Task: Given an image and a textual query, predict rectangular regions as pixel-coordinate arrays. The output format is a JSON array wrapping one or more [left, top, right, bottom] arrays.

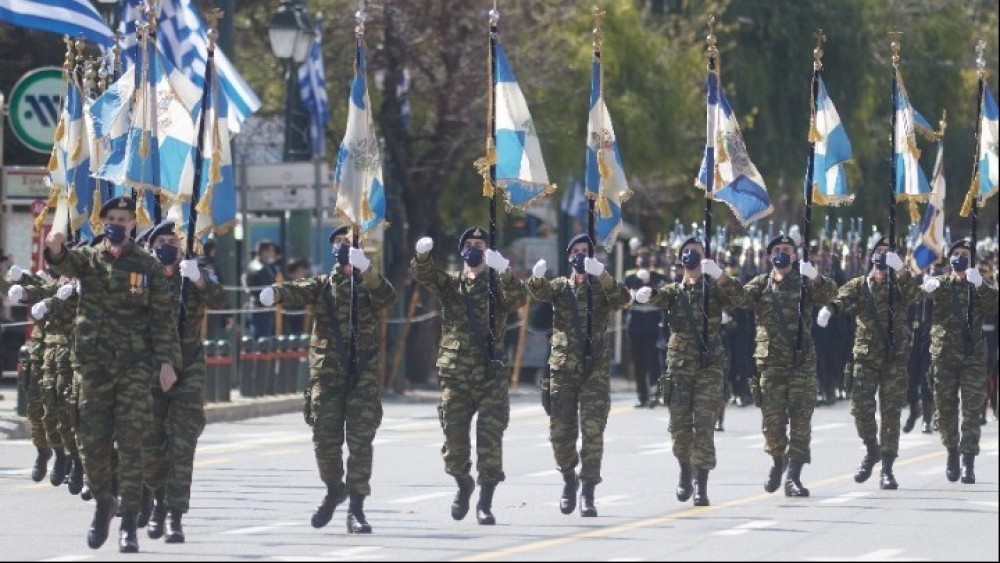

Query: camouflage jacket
[[528, 272, 631, 369], [744, 269, 838, 365], [924, 274, 999, 360], [3, 273, 48, 354], [165, 268, 227, 366], [274, 267, 395, 374], [411, 254, 526, 372], [44, 240, 182, 368], [40, 292, 79, 344], [828, 271, 920, 363]]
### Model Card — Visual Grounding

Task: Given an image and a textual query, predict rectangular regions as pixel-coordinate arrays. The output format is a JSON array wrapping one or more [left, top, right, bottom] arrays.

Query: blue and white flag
[[0, 0, 113, 46], [696, 70, 773, 226], [493, 41, 554, 209], [120, 0, 260, 133], [893, 69, 935, 201], [809, 76, 853, 206], [45, 77, 92, 236], [560, 180, 588, 220], [977, 87, 998, 204], [333, 44, 385, 234], [298, 19, 329, 158], [585, 59, 629, 250], [913, 140, 946, 271]]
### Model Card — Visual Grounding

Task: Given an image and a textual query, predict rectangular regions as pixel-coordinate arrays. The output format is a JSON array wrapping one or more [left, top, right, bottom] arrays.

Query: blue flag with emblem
[[893, 68, 937, 201], [43, 76, 93, 238], [976, 87, 998, 204], [912, 138, 946, 271], [809, 76, 853, 206], [586, 58, 630, 251]]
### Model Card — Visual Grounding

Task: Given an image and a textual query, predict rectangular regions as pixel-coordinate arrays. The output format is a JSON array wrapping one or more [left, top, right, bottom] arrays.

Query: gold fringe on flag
[[807, 115, 820, 144], [34, 187, 59, 231], [715, 133, 728, 163], [135, 190, 152, 227], [596, 190, 612, 218], [907, 199, 920, 222], [361, 189, 375, 222], [907, 136, 921, 160], [53, 118, 65, 145], [959, 174, 978, 218], [474, 142, 497, 198], [89, 186, 103, 233]]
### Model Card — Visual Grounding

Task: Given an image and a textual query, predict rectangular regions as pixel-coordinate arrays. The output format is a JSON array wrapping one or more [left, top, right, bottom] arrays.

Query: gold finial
[[489, 0, 499, 26], [975, 40, 987, 77], [205, 8, 223, 50], [593, 6, 605, 53], [85, 57, 97, 93], [62, 36, 75, 73], [74, 34, 86, 68], [813, 29, 826, 71], [144, 1, 158, 34], [355, 1, 366, 38], [889, 31, 903, 66], [112, 32, 122, 77], [706, 15, 719, 60]]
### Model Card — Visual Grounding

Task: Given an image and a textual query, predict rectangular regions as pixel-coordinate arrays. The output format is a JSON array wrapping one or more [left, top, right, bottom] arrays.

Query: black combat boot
[[559, 470, 579, 514], [579, 482, 597, 517], [67, 456, 84, 495], [784, 460, 810, 497], [31, 447, 51, 482], [960, 453, 976, 484], [853, 442, 879, 483], [147, 488, 167, 539], [946, 448, 961, 482], [902, 402, 919, 433], [137, 487, 153, 528], [310, 482, 346, 529], [49, 448, 68, 487], [675, 460, 693, 502], [118, 512, 139, 553], [475, 484, 496, 525], [451, 475, 475, 521], [764, 455, 786, 494], [346, 493, 372, 534], [921, 401, 934, 434], [879, 454, 898, 490], [87, 496, 118, 549], [693, 468, 710, 506], [165, 510, 185, 543]]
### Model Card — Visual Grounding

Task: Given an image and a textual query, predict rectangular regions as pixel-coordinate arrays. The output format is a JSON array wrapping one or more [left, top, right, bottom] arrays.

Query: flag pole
[[887, 34, 902, 358], [486, 3, 499, 377], [586, 8, 605, 371], [349, 3, 367, 388], [963, 40, 988, 350], [702, 17, 719, 365]]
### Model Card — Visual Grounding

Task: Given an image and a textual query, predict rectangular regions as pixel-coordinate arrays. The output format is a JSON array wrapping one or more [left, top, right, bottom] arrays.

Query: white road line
[[805, 548, 928, 561], [811, 423, 847, 432], [971, 500, 999, 508], [386, 491, 453, 504], [0, 468, 31, 476], [321, 547, 384, 558], [714, 520, 777, 536], [219, 522, 298, 535], [595, 495, 631, 506], [820, 491, 872, 504], [916, 467, 944, 476], [39, 557, 94, 562], [526, 469, 560, 478], [638, 448, 672, 456]]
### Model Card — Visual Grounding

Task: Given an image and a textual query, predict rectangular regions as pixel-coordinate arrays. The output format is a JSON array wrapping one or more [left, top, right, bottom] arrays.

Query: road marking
[[0, 468, 31, 476], [219, 521, 298, 535], [714, 520, 777, 536], [386, 491, 453, 504], [916, 467, 943, 476], [39, 556, 94, 562], [820, 491, 871, 504], [321, 547, 384, 558], [805, 548, 928, 561], [811, 423, 847, 432], [970, 500, 999, 508], [274, 547, 385, 562], [526, 469, 560, 478], [196, 457, 232, 467], [260, 448, 300, 458], [638, 448, 672, 455]]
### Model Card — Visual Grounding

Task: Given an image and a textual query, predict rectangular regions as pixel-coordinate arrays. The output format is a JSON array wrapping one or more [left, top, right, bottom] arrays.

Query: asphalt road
[[1, 392, 997, 561]]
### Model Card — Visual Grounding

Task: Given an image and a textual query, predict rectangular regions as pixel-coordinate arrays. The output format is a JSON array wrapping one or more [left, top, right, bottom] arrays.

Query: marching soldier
[[528, 234, 632, 517], [624, 247, 667, 408], [263, 226, 394, 533], [919, 239, 999, 483], [743, 234, 838, 497], [634, 237, 747, 507], [44, 196, 182, 553], [904, 269, 935, 434], [411, 227, 525, 525], [818, 237, 918, 490]]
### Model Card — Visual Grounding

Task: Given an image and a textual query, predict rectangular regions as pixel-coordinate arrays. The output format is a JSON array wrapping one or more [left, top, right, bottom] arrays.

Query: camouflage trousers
[[850, 358, 907, 457], [665, 365, 724, 470], [143, 366, 206, 513], [437, 368, 510, 486], [930, 353, 988, 456], [759, 363, 816, 464], [311, 366, 383, 496], [549, 359, 611, 485], [25, 357, 50, 450], [43, 342, 79, 457], [77, 358, 152, 512]]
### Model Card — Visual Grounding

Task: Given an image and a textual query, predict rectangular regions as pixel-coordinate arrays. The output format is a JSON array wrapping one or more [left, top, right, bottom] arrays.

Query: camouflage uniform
[[45, 240, 181, 513], [411, 253, 526, 486], [5, 274, 55, 456], [528, 272, 631, 484], [272, 267, 395, 497]]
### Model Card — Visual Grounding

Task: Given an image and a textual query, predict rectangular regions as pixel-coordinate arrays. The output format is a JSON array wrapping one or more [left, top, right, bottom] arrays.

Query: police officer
[[44, 196, 182, 553], [263, 226, 394, 533], [411, 227, 525, 525], [528, 234, 632, 517], [624, 247, 667, 408]]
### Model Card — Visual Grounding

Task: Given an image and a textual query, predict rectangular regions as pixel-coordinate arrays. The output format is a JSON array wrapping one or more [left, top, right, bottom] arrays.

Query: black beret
[[458, 227, 489, 252], [98, 196, 136, 218], [679, 237, 703, 252], [948, 238, 973, 255], [328, 225, 350, 244], [869, 236, 890, 253], [146, 221, 177, 246], [767, 234, 797, 253], [566, 233, 593, 255]]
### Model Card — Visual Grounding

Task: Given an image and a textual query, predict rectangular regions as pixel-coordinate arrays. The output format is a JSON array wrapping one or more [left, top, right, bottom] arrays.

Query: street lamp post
[[268, 0, 314, 266]]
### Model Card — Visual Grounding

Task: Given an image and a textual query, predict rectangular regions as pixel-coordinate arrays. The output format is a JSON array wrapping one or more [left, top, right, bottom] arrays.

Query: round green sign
[[7, 67, 65, 154]]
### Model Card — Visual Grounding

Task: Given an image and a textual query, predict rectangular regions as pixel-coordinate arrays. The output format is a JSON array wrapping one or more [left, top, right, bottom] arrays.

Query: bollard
[[216, 339, 232, 402], [16, 345, 30, 417], [284, 334, 299, 393], [254, 336, 271, 396], [274, 335, 288, 394], [203, 339, 218, 403], [296, 333, 310, 393], [239, 336, 256, 398]]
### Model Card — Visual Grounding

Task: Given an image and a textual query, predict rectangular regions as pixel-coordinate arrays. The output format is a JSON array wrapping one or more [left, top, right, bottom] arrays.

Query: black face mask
[[570, 253, 587, 274], [461, 247, 484, 268], [104, 223, 128, 245], [950, 254, 969, 273], [871, 251, 888, 271], [154, 244, 179, 266], [681, 249, 701, 270], [770, 252, 791, 269], [333, 243, 350, 266], [672, 273, 684, 283]]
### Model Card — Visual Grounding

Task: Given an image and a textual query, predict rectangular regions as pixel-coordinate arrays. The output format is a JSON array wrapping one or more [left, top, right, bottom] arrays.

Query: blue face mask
[[154, 244, 179, 266], [333, 243, 350, 266], [681, 249, 701, 271], [104, 223, 128, 245], [570, 253, 587, 274], [770, 252, 791, 269], [461, 247, 484, 268], [871, 251, 888, 271], [950, 254, 969, 273]]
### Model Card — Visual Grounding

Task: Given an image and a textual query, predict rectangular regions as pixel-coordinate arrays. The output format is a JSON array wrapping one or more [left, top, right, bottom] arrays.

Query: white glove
[[702, 259, 723, 279], [922, 277, 940, 294], [637, 268, 650, 283], [532, 259, 547, 278], [7, 285, 25, 303], [179, 259, 202, 282], [7, 265, 24, 281], [259, 286, 275, 307], [635, 286, 653, 304], [415, 237, 434, 255], [721, 311, 732, 325], [967, 267, 983, 287], [31, 301, 49, 320], [36, 270, 53, 282], [817, 307, 832, 328], [55, 283, 75, 300], [349, 247, 371, 273], [584, 257, 605, 276], [799, 260, 818, 280], [886, 251, 904, 272], [484, 249, 510, 274]]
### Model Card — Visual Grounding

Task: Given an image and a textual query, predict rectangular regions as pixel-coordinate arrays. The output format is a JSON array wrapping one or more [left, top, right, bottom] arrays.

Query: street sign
[[242, 162, 332, 211], [1, 166, 50, 200], [6, 67, 64, 154]]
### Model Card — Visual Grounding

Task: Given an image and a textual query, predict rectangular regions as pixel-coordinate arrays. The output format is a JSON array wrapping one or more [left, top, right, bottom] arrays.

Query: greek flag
[[298, 19, 328, 158], [893, 68, 935, 200], [977, 87, 998, 203], [585, 59, 629, 250], [0, 0, 113, 46], [333, 44, 385, 234], [809, 76, 853, 206], [493, 41, 554, 209], [120, 0, 260, 133], [560, 180, 588, 220], [696, 70, 773, 227], [913, 140, 946, 271], [45, 78, 93, 237]]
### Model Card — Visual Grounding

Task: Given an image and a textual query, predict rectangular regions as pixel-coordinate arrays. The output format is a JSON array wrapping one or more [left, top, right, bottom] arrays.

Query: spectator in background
[[283, 258, 311, 335], [245, 240, 279, 338]]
